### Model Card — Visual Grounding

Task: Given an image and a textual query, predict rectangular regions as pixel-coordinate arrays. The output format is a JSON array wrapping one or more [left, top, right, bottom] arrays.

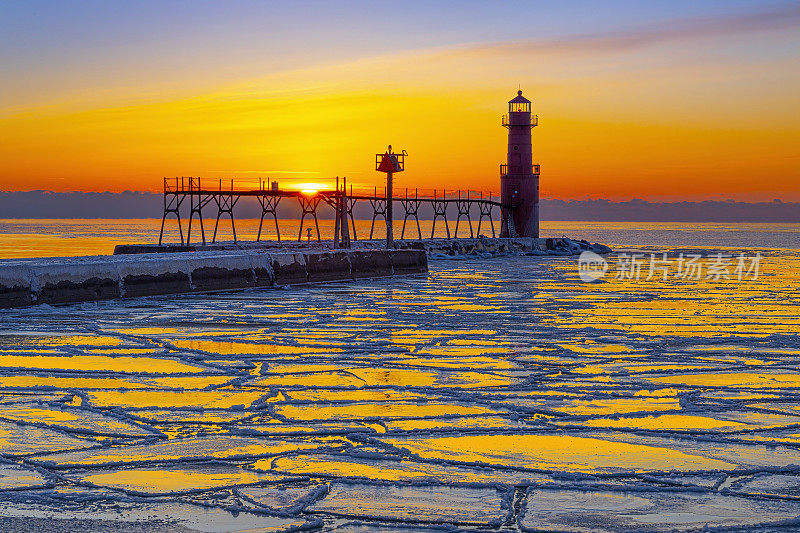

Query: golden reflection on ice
[[85, 390, 266, 409], [87, 348, 160, 355], [0, 245, 797, 527], [129, 410, 253, 423], [0, 376, 150, 390], [261, 363, 347, 374], [169, 339, 342, 354], [346, 367, 515, 388], [547, 397, 682, 416], [440, 304, 505, 312], [563, 414, 749, 432], [274, 402, 501, 421], [416, 346, 511, 356], [81, 466, 282, 494], [114, 327, 184, 336], [399, 356, 517, 370], [389, 329, 497, 346], [650, 372, 800, 388], [0, 355, 205, 374], [140, 375, 233, 389], [1, 407, 79, 423], [32, 436, 334, 467], [28, 335, 124, 347], [558, 343, 636, 354], [0, 406, 150, 435], [336, 316, 390, 322], [446, 339, 508, 346], [249, 371, 364, 388], [384, 434, 734, 473], [384, 416, 526, 432], [285, 389, 427, 403], [265, 454, 534, 484]]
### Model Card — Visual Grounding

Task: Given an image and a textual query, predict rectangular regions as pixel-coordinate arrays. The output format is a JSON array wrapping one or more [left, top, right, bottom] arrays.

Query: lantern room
[[508, 90, 531, 113]]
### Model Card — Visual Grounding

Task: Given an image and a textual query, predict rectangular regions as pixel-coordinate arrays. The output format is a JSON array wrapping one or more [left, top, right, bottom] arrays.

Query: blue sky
[[1, 1, 790, 106]]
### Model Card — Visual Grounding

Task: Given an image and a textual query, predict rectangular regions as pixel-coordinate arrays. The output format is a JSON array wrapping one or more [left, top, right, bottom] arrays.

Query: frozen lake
[[0, 222, 799, 531], [0, 219, 798, 259]]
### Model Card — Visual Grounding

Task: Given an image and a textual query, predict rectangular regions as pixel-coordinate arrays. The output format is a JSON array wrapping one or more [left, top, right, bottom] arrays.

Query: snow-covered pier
[[115, 236, 611, 257], [0, 237, 611, 308], [0, 248, 427, 308]]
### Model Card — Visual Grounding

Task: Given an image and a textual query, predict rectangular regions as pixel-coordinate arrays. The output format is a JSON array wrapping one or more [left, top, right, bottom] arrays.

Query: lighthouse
[[500, 90, 539, 238]]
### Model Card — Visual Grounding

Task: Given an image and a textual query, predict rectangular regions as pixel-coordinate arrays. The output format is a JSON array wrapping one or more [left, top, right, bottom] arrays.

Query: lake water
[[0, 219, 798, 259], [0, 220, 799, 531]]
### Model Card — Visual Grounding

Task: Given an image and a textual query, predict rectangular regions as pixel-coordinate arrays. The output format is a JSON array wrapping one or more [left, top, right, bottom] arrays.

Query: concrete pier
[[115, 237, 611, 257], [0, 237, 612, 309], [0, 249, 428, 309], [392, 237, 610, 256]]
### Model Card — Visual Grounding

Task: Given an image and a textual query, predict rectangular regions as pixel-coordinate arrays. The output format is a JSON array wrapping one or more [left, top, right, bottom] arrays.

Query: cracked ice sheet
[[29, 435, 342, 467], [264, 453, 549, 485], [237, 483, 328, 514], [248, 371, 368, 388], [251, 366, 517, 390], [588, 431, 800, 469], [503, 396, 682, 415], [273, 402, 504, 422], [0, 334, 125, 348], [380, 433, 734, 473], [0, 374, 232, 391], [128, 410, 255, 423], [283, 389, 430, 403], [0, 392, 68, 404], [553, 411, 800, 433], [382, 415, 528, 432], [167, 338, 344, 355], [235, 421, 378, 437], [732, 473, 800, 498], [519, 488, 800, 532], [67, 463, 295, 495], [0, 249, 796, 529], [0, 420, 95, 456], [0, 404, 154, 437], [0, 495, 310, 532], [0, 463, 50, 490], [84, 390, 267, 409], [308, 482, 508, 526], [0, 355, 208, 374], [649, 371, 800, 389]]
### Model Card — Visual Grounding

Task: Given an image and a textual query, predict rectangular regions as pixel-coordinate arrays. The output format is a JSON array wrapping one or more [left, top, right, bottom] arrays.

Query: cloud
[[2, 191, 798, 222], [450, 3, 800, 58]]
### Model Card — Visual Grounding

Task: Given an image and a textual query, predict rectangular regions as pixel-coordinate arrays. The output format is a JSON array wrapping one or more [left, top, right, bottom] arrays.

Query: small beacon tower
[[500, 90, 539, 238]]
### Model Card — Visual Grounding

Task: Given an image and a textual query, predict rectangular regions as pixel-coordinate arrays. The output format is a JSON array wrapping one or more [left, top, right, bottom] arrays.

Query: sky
[[1, 0, 799, 200]]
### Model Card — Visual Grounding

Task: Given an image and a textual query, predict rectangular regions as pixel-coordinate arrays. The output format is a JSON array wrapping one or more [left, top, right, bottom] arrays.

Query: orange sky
[[1, 3, 799, 200]]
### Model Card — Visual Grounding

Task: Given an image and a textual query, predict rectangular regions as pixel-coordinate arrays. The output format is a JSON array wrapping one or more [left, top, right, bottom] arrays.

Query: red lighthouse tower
[[500, 90, 539, 238]]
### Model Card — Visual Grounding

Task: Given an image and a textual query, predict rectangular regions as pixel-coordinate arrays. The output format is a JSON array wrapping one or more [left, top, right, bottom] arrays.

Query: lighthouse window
[[514, 146, 518, 151], [509, 102, 530, 113]]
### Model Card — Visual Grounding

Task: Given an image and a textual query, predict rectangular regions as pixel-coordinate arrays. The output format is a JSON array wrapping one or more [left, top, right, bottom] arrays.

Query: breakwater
[[0, 249, 427, 308], [1, 237, 610, 309], [114, 236, 611, 257]]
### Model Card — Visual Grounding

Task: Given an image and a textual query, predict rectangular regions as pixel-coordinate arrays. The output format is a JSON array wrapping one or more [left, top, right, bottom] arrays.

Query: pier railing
[[159, 177, 517, 246]]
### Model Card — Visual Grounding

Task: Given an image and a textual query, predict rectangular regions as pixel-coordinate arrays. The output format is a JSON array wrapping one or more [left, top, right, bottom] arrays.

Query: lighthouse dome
[[509, 90, 531, 113]]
